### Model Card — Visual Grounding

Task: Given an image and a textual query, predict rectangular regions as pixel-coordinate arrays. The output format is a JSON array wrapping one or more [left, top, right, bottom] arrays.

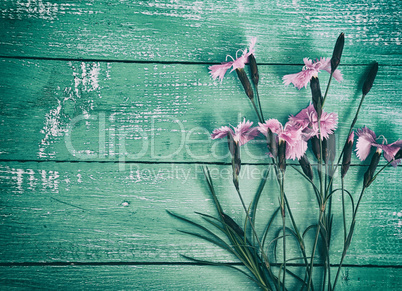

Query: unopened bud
[[311, 136, 321, 161], [310, 77, 323, 118], [395, 149, 402, 160], [236, 68, 254, 101], [331, 33, 345, 72], [299, 154, 313, 180], [362, 62, 378, 96], [267, 128, 278, 158], [341, 132, 354, 178], [328, 134, 336, 163], [278, 139, 287, 173], [363, 148, 382, 188], [249, 54, 259, 88], [322, 137, 329, 164]]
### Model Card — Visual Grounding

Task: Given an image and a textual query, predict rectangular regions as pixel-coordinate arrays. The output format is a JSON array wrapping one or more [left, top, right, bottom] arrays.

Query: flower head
[[283, 57, 343, 89], [211, 119, 258, 146], [258, 119, 307, 160], [356, 126, 402, 167], [289, 104, 338, 140], [208, 37, 257, 82]]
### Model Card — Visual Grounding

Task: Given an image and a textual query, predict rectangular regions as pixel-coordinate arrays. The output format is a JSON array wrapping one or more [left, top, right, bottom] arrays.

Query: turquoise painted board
[[0, 0, 401, 290]]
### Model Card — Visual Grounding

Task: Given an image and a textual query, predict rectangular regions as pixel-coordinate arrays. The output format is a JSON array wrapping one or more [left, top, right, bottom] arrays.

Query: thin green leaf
[[178, 230, 235, 255], [325, 188, 355, 215], [303, 224, 318, 238], [262, 207, 281, 250]]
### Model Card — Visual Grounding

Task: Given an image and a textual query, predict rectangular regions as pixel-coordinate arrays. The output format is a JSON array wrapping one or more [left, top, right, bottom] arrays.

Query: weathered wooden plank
[[0, 264, 400, 290], [0, 162, 400, 265], [0, 0, 400, 64], [1, 59, 401, 163]]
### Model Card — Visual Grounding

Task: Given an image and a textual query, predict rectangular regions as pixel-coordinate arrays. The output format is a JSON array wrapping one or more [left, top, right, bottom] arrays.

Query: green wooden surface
[[1, 265, 400, 290], [0, 0, 400, 64], [1, 59, 400, 163], [0, 0, 401, 290], [0, 162, 401, 266]]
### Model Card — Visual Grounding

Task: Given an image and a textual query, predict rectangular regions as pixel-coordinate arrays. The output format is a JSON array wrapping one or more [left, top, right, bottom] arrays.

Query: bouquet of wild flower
[[168, 34, 401, 290]]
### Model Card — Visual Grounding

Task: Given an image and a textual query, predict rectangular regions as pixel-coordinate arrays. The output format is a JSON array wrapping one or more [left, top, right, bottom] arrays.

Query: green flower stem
[[251, 98, 264, 123], [234, 187, 274, 277], [349, 94, 366, 134], [307, 208, 324, 291], [322, 73, 333, 108], [279, 171, 286, 291], [308, 109, 325, 291], [341, 177, 347, 242], [333, 162, 390, 290], [332, 186, 365, 290], [255, 87, 265, 122]]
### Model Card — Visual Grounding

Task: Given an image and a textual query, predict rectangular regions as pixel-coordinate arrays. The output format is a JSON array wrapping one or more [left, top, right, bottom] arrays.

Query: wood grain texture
[[1, 58, 401, 163], [0, 0, 401, 64], [0, 0, 401, 289], [1, 265, 400, 290], [1, 162, 400, 266]]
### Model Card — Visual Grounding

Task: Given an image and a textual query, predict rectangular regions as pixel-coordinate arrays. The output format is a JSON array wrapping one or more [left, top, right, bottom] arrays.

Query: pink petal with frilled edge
[[289, 104, 315, 129], [211, 126, 233, 139], [236, 127, 259, 146], [234, 119, 259, 146], [280, 122, 303, 146], [258, 119, 283, 136], [231, 54, 248, 71], [235, 119, 253, 135], [380, 140, 402, 167], [208, 62, 233, 81], [248, 37, 257, 55], [286, 139, 308, 160], [319, 111, 338, 139], [283, 70, 316, 89], [356, 127, 377, 161]]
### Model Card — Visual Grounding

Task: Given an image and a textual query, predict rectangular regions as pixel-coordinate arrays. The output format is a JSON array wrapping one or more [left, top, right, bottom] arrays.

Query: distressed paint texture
[[0, 0, 401, 290]]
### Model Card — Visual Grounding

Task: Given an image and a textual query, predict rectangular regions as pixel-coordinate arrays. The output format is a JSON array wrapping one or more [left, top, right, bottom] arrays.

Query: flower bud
[[341, 132, 354, 178], [311, 136, 321, 161], [310, 77, 323, 118], [363, 148, 382, 188], [395, 149, 402, 160], [328, 134, 336, 164], [322, 137, 329, 164], [267, 128, 278, 158], [331, 33, 345, 73], [249, 54, 259, 88], [236, 68, 254, 101], [278, 139, 287, 173], [227, 133, 236, 156], [362, 62, 378, 96], [299, 154, 313, 180]]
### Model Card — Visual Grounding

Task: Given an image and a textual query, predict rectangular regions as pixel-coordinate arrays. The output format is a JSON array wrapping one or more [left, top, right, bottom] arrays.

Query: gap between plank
[[2, 55, 399, 67], [0, 262, 400, 269], [0, 159, 396, 167]]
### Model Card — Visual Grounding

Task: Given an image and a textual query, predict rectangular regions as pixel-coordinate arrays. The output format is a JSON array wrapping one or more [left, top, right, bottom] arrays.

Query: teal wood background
[[0, 0, 401, 290]]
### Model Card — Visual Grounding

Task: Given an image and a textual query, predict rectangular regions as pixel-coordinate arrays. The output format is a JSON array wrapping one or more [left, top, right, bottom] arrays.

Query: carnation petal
[[380, 140, 402, 167], [209, 62, 233, 81], [258, 119, 283, 136], [356, 127, 377, 161]]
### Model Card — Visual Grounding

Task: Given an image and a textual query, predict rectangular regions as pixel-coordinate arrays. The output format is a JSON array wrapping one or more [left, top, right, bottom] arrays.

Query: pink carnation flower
[[356, 127, 402, 167], [208, 37, 257, 82], [258, 119, 307, 160], [289, 104, 338, 140], [211, 119, 259, 146], [283, 57, 343, 89]]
